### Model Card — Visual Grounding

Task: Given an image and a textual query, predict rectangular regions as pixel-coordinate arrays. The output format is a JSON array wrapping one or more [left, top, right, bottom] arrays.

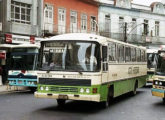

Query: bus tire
[[100, 85, 114, 108], [131, 81, 138, 96], [57, 99, 66, 107], [163, 98, 165, 104], [29, 87, 36, 92]]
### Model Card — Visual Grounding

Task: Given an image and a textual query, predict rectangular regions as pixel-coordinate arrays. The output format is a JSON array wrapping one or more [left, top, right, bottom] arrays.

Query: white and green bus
[[35, 33, 147, 107]]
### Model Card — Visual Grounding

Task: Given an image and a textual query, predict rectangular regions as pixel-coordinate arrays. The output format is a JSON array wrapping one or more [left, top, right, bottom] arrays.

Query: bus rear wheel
[[163, 98, 165, 104], [57, 99, 66, 107]]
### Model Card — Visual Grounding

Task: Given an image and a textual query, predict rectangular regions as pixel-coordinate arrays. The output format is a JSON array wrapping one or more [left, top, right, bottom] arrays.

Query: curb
[[0, 85, 28, 93]]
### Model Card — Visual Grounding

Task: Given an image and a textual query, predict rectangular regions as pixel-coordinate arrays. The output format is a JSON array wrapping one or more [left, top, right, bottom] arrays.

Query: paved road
[[0, 87, 164, 120]]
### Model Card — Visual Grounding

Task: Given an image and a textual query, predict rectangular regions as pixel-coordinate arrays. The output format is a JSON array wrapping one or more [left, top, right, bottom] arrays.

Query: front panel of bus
[[152, 51, 165, 100], [35, 40, 108, 102], [8, 47, 38, 87]]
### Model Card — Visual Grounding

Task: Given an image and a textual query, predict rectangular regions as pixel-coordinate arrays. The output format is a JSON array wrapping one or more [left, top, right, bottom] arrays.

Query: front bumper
[[8, 79, 37, 87], [152, 88, 165, 98], [34, 92, 100, 102]]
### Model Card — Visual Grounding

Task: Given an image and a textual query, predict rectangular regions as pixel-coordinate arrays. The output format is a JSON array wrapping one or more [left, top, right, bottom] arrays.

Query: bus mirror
[[102, 46, 107, 62]]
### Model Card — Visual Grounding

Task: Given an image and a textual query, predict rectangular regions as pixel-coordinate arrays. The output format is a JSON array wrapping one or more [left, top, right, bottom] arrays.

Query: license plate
[[58, 95, 68, 99], [18, 81, 22, 84]]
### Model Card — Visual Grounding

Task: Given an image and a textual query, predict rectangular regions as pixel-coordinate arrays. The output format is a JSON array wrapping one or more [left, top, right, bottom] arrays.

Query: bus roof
[[42, 33, 145, 49], [0, 44, 40, 49], [147, 49, 158, 53]]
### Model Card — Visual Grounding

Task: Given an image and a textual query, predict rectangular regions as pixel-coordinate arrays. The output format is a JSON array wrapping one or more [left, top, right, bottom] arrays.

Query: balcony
[[43, 23, 98, 37]]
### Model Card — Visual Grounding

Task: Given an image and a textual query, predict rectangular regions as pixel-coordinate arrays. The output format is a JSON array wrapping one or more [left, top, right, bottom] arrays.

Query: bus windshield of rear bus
[[156, 51, 165, 73], [40, 41, 101, 72], [10, 48, 38, 70]]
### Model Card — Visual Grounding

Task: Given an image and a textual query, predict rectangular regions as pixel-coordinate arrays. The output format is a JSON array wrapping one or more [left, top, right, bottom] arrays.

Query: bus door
[[0, 50, 7, 84], [102, 46, 108, 83]]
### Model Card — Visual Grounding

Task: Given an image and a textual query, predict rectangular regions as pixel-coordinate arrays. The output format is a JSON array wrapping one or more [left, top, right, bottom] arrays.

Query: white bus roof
[[147, 49, 158, 53], [42, 33, 145, 49], [0, 44, 40, 49]]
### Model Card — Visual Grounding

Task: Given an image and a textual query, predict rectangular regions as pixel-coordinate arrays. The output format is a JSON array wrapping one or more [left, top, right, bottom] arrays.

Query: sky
[[132, 0, 162, 6]]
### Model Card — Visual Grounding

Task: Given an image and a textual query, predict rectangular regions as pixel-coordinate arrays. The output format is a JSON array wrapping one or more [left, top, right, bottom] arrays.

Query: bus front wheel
[[131, 81, 138, 96], [57, 99, 66, 106]]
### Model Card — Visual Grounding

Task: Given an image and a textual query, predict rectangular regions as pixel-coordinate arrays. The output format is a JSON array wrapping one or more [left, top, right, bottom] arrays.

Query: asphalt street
[[0, 87, 164, 120]]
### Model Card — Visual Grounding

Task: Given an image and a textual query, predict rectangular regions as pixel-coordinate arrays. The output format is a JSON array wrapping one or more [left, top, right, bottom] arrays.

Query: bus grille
[[39, 78, 91, 86], [49, 86, 78, 93]]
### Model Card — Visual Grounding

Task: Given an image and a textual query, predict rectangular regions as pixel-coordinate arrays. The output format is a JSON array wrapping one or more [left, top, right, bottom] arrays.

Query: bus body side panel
[[100, 63, 147, 98]]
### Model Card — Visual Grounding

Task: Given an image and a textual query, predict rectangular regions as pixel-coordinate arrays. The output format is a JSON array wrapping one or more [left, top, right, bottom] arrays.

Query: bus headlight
[[86, 88, 90, 93], [159, 82, 162, 86], [80, 88, 84, 93], [45, 87, 49, 91], [155, 81, 158, 85], [40, 87, 44, 91]]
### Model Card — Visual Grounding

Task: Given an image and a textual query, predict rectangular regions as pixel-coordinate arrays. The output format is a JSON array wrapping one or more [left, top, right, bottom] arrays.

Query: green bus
[[35, 33, 147, 107], [152, 50, 165, 103]]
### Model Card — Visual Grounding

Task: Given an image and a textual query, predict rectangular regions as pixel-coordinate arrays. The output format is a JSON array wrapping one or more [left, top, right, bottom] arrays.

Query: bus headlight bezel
[[155, 81, 158, 85], [86, 88, 90, 93], [80, 88, 84, 93], [40, 86, 44, 91], [159, 82, 162, 86], [45, 87, 49, 91]]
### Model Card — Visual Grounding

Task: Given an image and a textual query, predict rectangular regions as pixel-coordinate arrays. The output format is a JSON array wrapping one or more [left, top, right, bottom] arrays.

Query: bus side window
[[118, 44, 124, 62], [108, 42, 116, 62], [137, 49, 141, 62], [131, 48, 136, 62], [141, 50, 145, 62], [125, 46, 131, 62]]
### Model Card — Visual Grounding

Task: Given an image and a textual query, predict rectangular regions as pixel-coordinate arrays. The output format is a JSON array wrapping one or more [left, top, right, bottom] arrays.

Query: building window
[[81, 14, 87, 31], [119, 17, 124, 33], [11, 0, 31, 24], [155, 21, 159, 36], [144, 19, 148, 35], [70, 11, 77, 33], [90, 16, 96, 32], [44, 4, 53, 24], [105, 14, 111, 33], [131, 18, 137, 34]]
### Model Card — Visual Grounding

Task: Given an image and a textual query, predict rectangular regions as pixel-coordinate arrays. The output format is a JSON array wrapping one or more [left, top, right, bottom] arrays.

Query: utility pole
[[124, 22, 127, 42]]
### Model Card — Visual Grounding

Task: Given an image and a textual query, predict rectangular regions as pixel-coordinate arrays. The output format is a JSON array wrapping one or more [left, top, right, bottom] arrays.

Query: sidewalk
[[0, 85, 27, 93]]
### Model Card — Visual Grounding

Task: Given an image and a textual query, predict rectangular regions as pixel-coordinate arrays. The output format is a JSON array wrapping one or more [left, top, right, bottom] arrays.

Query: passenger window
[[141, 50, 146, 62], [137, 49, 141, 62], [118, 44, 124, 62], [131, 48, 136, 62], [125, 46, 131, 62], [108, 42, 116, 61]]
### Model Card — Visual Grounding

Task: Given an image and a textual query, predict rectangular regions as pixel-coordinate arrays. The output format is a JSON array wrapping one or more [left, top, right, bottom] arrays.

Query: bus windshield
[[10, 48, 38, 70], [41, 41, 101, 72], [147, 53, 157, 69], [156, 51, 165, 74]]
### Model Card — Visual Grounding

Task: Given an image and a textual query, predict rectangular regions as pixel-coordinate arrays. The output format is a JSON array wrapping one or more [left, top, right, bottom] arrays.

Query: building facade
[[98, 0, 165, 47], [43, 0, 99, 36], [0, 0, 43, 44]]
